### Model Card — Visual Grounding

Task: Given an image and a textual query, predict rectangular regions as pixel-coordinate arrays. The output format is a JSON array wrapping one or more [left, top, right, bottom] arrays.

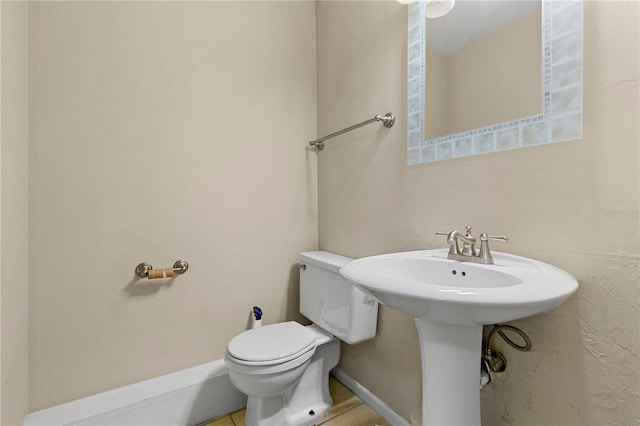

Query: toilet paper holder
[[135, 260, 189, 279]]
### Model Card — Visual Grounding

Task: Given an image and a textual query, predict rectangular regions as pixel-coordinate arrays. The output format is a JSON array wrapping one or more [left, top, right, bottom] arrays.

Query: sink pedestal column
[[415, 320, 483, 426]]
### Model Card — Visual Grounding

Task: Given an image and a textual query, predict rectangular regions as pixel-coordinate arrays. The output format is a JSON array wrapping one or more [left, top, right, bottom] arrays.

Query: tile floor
[[204, 376, 391, 426]]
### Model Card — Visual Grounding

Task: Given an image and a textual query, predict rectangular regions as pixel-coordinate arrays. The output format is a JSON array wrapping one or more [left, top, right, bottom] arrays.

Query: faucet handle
[[480, 233, 509, 242], [478, 233, 509, 264]]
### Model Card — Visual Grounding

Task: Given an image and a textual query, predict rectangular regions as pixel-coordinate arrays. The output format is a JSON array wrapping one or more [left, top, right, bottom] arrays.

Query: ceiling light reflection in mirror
[[399, 0, 456, 19]]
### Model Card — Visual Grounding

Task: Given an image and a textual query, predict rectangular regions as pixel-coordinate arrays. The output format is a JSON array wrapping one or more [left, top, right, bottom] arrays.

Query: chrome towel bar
[[308, 112, 395, 151]]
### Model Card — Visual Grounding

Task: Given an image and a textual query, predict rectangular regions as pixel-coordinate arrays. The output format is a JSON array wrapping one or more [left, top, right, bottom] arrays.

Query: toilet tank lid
[[300, 251, 353, 273]]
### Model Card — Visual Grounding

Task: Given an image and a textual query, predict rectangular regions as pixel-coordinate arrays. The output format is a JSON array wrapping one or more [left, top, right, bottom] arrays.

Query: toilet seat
[[226, 322, 317, 369]]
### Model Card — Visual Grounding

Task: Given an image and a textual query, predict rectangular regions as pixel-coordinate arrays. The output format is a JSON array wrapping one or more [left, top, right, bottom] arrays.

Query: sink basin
[[339, 249, 578, 326], [339, 249, 578, 426]]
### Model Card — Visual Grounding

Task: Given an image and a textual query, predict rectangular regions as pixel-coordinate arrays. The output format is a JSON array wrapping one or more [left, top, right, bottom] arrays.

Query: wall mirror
[[407, 0, 583, 165]]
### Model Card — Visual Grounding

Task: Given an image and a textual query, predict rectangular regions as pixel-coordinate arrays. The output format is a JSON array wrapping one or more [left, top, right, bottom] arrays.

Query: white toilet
[[224, 251, 379, 426]]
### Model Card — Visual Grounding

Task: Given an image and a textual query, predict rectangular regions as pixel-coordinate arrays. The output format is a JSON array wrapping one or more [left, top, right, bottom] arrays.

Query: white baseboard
[[23, 361, 408, 426], [331, 368, 410, 426], [24, 359, 247, 426]]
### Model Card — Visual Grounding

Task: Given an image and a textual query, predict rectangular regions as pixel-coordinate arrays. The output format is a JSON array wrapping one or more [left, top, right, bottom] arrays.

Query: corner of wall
[[1, 0, 30, 424]]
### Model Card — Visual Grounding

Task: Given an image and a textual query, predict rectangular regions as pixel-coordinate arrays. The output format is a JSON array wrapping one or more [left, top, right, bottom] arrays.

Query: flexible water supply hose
[[486, 324, 532, 352], [482, 324, 532, 374]]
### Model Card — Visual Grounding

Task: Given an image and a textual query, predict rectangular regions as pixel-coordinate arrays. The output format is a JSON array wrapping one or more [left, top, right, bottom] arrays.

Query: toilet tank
[[299, 251, 378, 344]]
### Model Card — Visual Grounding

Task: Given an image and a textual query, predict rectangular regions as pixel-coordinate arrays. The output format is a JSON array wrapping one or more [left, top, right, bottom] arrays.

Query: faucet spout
[[445, 231, 461, 255], [440, 229, 476, 256], [456, 233, 476, 245], [437, 226, 498, 262], [452, 227, 477, 256]]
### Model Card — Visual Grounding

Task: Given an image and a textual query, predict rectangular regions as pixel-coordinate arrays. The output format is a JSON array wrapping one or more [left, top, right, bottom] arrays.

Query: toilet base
[[243, 329, 340, 426], [244, 394, 331, 426]]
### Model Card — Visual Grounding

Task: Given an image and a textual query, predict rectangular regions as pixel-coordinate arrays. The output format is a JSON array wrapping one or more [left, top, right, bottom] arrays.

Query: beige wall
[[1, 1, 30, 424], [317, 1, 639, 425], [27, 1, 317, 411]]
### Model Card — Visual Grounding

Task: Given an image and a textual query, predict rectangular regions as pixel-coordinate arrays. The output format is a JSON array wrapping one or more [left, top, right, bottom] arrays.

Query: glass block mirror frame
[[407, 1, 583, 165]]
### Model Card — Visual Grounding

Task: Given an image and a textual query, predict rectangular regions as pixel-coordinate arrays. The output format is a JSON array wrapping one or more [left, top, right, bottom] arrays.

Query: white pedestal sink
[[340, 249, 578, 426]]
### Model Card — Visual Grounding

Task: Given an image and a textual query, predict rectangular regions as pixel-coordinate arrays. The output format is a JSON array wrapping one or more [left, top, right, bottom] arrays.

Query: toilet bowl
[[225, 322, 339, 426], [225, 322, 318, 397], [224, 251, 379, 426]]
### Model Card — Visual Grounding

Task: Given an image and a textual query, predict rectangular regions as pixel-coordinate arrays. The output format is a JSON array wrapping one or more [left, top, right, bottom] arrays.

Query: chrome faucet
[[436, 226, 508, 265]]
